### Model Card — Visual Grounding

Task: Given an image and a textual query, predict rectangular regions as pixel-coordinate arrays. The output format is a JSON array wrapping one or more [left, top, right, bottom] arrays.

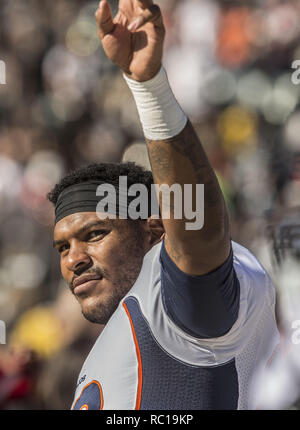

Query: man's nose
[[65, 241, 92, 273]]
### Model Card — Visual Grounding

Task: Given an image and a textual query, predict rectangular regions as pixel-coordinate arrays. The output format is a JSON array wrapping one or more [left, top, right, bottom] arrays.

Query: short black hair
[[47, 162, 154, 206]]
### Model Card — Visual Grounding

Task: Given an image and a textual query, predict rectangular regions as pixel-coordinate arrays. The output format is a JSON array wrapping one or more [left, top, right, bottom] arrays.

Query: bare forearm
[[147, 121, 231, 274]]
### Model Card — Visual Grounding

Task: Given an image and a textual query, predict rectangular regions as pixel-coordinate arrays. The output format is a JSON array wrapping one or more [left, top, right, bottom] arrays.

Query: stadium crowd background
[[1, 0, 300, 409]]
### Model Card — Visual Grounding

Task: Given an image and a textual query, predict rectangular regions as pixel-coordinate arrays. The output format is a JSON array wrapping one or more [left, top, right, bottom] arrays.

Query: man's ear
[[146, 216, 165, 247]]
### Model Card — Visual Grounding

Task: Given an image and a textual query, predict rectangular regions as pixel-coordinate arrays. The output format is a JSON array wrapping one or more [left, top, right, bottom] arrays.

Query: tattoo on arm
[[146, 120, 222, 209], [146, 144, 171, 183], [164, 235, 183, 265]]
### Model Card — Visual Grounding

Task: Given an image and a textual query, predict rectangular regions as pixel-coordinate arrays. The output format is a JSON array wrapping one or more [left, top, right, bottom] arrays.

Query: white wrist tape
[[123, 67, 188, 140]]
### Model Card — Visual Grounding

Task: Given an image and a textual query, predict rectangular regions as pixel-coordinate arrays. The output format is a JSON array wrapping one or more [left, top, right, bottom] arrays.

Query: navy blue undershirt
[[160, 239, 240, 339]]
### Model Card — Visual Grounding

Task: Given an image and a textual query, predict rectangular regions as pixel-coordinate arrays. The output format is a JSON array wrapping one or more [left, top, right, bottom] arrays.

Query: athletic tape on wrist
[[123, 67, 188, 140]]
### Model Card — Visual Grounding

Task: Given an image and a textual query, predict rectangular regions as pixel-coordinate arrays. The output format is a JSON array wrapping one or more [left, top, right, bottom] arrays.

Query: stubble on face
[[75, 219, 147, 325]]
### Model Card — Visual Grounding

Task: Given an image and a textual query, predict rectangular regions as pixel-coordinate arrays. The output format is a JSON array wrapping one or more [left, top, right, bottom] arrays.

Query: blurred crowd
[[1, 0, 300, 409]]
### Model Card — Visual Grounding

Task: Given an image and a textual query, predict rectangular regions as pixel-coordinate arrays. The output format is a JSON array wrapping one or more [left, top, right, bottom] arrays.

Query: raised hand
[[95, 0, 165, 82]]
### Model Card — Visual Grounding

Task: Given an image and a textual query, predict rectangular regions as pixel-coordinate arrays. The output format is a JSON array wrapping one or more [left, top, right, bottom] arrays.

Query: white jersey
[[71, 241, 279, 410]]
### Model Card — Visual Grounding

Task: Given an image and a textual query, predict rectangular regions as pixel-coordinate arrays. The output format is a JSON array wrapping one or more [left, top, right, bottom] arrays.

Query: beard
[[79, 275, 134, 325], [75, 224, 146, 325]]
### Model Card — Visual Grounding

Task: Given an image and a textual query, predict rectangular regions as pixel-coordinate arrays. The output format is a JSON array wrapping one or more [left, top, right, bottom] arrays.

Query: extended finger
[[128, 4, 163, 32], [95, 0, 115, 39]]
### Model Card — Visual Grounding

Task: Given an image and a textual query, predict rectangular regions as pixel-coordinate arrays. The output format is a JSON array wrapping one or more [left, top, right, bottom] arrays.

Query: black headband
[[55, 181, 157, 224]]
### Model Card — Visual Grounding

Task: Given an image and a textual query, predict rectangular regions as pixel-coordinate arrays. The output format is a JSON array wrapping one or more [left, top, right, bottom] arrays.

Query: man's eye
[[88, 230, 106, 240], [58, 244, 69, 254]]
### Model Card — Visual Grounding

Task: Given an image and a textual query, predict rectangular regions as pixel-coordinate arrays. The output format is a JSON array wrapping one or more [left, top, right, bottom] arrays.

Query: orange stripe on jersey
[[123, 302, 143, 410]]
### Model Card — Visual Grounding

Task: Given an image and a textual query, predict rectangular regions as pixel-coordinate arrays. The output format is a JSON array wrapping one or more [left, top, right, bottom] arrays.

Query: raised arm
[[95, 0, 231, 275]]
